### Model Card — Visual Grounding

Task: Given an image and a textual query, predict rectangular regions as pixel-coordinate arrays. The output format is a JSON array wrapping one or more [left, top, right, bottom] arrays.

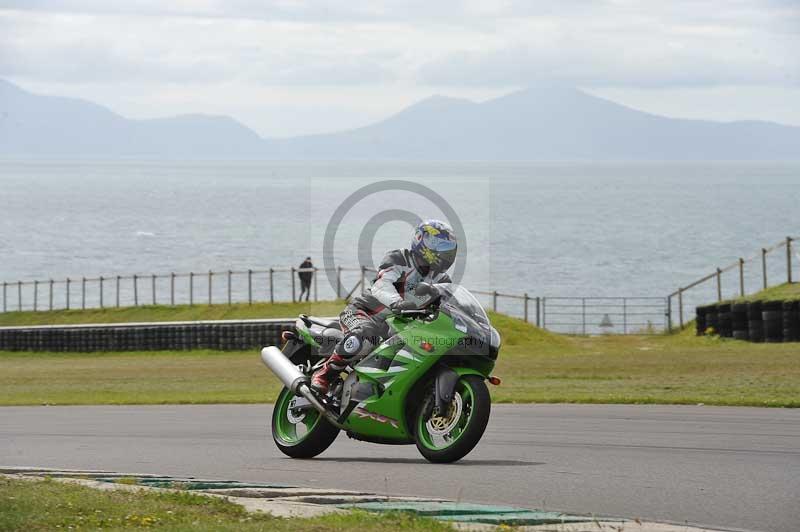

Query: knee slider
[[338, 333, 374, 362]]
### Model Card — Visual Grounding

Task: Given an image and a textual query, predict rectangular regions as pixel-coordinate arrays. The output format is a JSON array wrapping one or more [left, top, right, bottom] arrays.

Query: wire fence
[[1, 264, 670, 335], [668, 236, 798, 330], [5, 235, 794, 336], [472, 291, 668, 334], [0, 266, 370, 313]]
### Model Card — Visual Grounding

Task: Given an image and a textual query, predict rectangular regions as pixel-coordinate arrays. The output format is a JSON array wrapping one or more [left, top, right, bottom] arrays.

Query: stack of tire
[[0, 321, 291, 352], [762, 301, 784, 343], [747, 302, 763, 342], [731, 303, 749, 340], [784, 301, 800, 342], [695, 299, 800, 342]]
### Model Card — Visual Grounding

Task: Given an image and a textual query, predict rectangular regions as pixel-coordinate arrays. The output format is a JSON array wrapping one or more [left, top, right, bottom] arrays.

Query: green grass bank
[[728, 282, 800, 302], [0, 300, 344, 327], [1, 303, 797, 407]]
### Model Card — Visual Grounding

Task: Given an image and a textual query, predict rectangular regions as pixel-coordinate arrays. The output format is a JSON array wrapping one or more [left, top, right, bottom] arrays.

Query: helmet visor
[[423, 233, 457, 252], [435, 248, 457, 272]]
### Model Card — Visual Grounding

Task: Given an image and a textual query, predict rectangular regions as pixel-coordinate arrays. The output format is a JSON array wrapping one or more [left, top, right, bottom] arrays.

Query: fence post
[[227, 270, 232, 305], [360, 266, 366, 296], [623, 298, 627, 334], [269, 268, 274, 303], [33, 280, 38, 311], [133, 274, 138, 306], [99, 276, 104, 309], [678, 288, 684, 329], [666, 295, 672, 333], [762, 248, 768, 289], [313, 267, 318, 302], [523, 293, 529, 323], [170, 273, 175, 306], [582, 298, 586, 335], [291, 267, 296, 303], [247, 270, 253, 305], [492, 290, 498, 312], [787, 236, 793, 284], [66, 278, 70, 310], [716, 268, 722, 302], [542, 297, 546, 328], [18, 281, 22, 311], [208, 271, 213, 305], [189, 272, 194, 306], [151, 274, 156, 305], [739, 258, 745, 297], [2, 282, 6, 312], [81, 277, 86, 310], [116, 276, 121, 307], [49, 279, 53, 311], [336, 266, 342, 299], [536, 296, 541, 327]]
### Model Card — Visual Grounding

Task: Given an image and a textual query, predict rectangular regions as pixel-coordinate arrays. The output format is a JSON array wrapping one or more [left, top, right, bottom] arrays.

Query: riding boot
[[310, 353, 347, 394]]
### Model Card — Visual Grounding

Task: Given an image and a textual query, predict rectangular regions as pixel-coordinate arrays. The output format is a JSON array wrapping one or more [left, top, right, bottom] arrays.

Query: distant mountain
[[1, 79, 799, 160], [272, 85, 800, 160], [0, 79, 265, 159]]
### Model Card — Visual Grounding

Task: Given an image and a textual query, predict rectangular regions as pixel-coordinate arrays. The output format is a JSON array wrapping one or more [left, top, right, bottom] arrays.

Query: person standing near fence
[[298, 257, 313, 301]]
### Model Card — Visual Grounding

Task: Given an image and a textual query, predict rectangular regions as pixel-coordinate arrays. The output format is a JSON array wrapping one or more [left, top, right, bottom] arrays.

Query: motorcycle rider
[[310, 219, 458, 394]]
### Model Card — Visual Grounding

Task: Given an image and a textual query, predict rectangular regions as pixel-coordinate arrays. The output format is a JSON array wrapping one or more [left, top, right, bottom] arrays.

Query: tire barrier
[[747, 301, 764, 343], [705, 306, 719, 335], [783, 301, 800, 342], [0, 319, 295, 352], [762, 301, 784, 343], [695, 306, 707, 336], [717, 303, 733, 338], [731, 303, 749, 341], [695, 299, 800, 343]]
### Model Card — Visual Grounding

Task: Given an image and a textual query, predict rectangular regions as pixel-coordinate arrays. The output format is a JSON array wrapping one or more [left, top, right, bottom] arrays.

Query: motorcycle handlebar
[[399, 309, 430, 316]]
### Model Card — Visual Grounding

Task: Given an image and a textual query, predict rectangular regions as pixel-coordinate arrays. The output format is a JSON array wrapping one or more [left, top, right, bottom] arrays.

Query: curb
[[0, 467, 739, 531]]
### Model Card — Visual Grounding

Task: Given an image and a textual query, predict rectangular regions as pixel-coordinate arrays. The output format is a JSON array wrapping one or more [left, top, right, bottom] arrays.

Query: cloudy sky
[[1, 1, 798, 137]]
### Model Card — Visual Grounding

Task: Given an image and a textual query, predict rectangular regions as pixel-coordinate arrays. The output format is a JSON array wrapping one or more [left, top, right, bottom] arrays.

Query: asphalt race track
[[2, 404, 798, 532]]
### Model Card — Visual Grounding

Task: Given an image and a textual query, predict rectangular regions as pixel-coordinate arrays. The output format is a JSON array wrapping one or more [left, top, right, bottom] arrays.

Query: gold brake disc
[[426, 393, 464, 436]]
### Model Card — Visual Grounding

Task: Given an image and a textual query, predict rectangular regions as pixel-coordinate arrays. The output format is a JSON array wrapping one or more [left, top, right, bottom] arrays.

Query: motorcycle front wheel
[[413, 375, 491, 463], [272, 387, 339, 459]]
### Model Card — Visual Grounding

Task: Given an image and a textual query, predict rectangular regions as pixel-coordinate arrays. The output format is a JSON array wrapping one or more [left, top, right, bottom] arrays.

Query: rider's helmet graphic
[[410, 219, 458, 273]]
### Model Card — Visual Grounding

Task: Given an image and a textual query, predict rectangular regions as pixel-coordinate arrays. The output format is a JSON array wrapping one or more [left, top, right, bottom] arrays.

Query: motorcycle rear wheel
[[413, 375, 490, 463], [272, 387, 339, 458]]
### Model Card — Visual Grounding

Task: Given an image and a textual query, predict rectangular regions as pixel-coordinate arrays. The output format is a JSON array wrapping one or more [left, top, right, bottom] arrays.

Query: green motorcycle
[[260, 282, 501, 463]]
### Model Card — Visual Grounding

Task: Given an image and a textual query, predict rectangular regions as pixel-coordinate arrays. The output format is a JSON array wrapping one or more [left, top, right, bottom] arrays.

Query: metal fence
[[0, 266, 372, 313], [472, 291, 668, 334], [1, 263, 671, 335], [668, 236, 798, 330], [12, 237, 793, 336]]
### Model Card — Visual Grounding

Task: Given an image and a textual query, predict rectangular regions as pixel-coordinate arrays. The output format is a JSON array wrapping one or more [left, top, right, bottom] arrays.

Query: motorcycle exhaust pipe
[[260, 346, 308, 394], [260, 346, 345, 429]]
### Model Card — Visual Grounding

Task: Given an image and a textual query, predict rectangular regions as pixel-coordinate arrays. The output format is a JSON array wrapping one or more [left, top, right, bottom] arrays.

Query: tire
[[271, 387, 339, 459], [413, 375, 491, 464], [762, 301, 784, 343], [731, 303, 748, 340], [747, 302, 764, 343], [695, 306, 707, 336], [782, 301, 799, 342], [717, 303, 733, 337], [705, 307, 719, 335]]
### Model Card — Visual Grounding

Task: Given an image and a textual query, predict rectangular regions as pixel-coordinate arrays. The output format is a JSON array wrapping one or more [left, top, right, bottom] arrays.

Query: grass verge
[[0, 301, 344, 327], [1, 310, 798, 407], [730, 282, 800, 302], [0, 476, 451, 531]]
